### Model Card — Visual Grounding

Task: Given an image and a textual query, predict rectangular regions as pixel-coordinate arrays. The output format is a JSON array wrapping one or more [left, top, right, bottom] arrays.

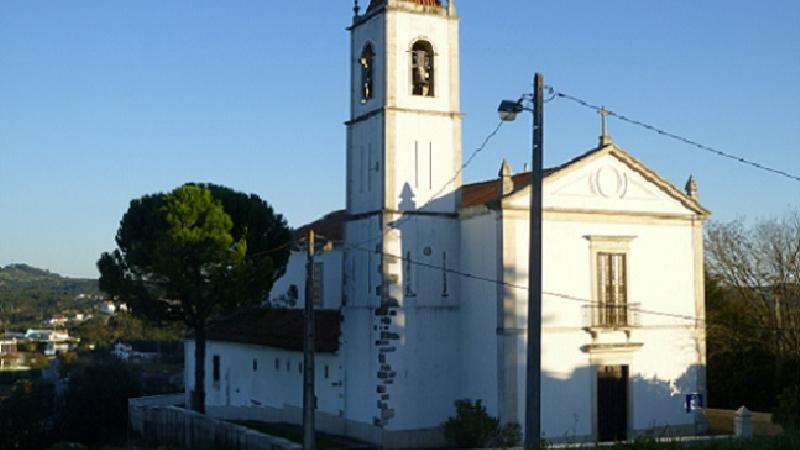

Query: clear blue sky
[[1, 1, 798, 278]]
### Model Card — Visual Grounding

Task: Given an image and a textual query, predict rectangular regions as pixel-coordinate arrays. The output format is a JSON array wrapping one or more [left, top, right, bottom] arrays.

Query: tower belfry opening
[[411, 41, 434, 96], [360, 44, 375, 104]]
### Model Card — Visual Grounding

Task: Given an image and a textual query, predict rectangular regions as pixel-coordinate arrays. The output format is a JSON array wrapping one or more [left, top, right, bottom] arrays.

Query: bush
[[492, 421, 522, 448], [443, 399, 499, 448], [55, 359, 142, 446], [0, 380, 55, 450], [775, 384, 800, 430]]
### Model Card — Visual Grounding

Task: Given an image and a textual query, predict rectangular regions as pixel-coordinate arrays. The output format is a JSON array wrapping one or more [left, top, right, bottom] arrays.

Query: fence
[[129, 396, 301, 450]]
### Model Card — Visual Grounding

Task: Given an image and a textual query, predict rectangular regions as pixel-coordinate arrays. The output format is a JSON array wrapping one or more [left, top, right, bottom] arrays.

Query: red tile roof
[[294, 209, 346, 243], [292, 147, 611, 237], [292, 173, 545, 239], [460, 169, 561, 208], [203, 309, 342, 353]]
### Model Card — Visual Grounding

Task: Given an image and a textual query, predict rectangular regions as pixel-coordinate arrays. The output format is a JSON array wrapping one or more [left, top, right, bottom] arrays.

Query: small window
[[299, 362, 303, 374], [324, 365, 330, 379], [286, 359, 291, 372], [360, 44, 375, 104], [275, 357, 280, 371], [287, 284, 298, 301], [212, 355, 221, 382], [252, 358, 258, 372], [411, 40, 434, 96]]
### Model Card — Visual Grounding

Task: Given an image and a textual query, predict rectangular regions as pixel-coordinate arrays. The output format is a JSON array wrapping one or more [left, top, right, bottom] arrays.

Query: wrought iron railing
[[582, 302, 640, 328]]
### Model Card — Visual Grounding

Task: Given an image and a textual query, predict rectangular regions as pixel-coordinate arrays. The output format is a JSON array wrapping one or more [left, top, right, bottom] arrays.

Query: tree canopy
[[97, 183, 291, 412], [98, 184, 291, 324], [705, 211, 800, 412]]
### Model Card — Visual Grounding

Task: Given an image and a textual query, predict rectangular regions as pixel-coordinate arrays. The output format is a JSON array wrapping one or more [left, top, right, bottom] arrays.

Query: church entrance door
[[597, 364, 628, 442]]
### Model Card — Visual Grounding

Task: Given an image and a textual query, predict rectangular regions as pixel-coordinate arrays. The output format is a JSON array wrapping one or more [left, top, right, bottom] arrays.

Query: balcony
[[582, 302, 640, 335]]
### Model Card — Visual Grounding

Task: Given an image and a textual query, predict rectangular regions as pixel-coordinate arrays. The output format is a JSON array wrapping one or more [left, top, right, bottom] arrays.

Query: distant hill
[[0, 264, 98, 294]]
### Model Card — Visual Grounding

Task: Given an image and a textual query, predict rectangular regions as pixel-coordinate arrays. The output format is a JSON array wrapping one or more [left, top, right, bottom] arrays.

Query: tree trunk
[[193, 321, 207, 414]]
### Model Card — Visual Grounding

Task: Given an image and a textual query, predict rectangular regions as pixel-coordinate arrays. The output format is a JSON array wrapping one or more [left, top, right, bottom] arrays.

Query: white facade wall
[[494, 156, 705, 440]]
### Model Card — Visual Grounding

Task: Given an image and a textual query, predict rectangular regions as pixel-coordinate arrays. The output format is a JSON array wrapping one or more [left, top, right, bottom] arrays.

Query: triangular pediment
[[503, 144, 709, 217]]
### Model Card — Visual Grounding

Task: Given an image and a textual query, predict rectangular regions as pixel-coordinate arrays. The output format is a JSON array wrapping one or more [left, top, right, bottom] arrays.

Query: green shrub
[[492, 421, 522, 448], [55, 359, 142, 446], [775, 384, 800, 430], [443, 399, 499, 448]]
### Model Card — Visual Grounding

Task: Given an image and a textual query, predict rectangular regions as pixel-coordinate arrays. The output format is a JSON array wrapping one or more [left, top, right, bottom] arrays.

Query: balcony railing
[[582, 302, 640, 328]]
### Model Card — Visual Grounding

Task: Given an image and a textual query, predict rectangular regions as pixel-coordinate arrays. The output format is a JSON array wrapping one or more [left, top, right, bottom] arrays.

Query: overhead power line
[[346, 243, 706, 324], [344, 119, 506, 251], [554, 91, 800, 183], [345, 243, 800, 334]]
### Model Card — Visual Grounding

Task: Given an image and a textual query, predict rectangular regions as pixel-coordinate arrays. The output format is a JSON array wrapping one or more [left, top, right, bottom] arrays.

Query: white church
[[184, 0, 710, 446]]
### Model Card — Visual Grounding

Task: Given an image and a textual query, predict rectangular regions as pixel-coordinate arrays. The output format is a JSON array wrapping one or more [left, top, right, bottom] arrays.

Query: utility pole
[[524, 73, 544, 450], [303, 230, 316, 450]]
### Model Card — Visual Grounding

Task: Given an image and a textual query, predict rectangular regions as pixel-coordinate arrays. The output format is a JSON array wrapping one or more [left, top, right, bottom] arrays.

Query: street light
[[497, 73, 544, 450], [498, 99, 524, 122]]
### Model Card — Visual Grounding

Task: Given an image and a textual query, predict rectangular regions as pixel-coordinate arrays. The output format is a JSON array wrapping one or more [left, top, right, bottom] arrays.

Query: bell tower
[[342, 0, 464, 440], [346, 0, 462, 215]]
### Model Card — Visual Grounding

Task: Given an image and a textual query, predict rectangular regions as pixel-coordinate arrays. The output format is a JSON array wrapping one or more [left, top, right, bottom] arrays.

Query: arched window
[[411, 40, 434, 96], [360, 44, 375, 104]]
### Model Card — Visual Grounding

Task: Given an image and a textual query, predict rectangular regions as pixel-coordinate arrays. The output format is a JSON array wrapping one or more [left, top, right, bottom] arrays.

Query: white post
[[734, 406, 753, 438]]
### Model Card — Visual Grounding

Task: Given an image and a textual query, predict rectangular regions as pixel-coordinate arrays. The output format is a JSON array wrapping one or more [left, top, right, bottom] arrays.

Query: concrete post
[[734, 406, 753, 438]]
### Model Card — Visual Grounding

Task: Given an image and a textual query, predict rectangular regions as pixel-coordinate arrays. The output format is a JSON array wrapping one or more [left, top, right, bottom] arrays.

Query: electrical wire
[[342, 119, 506, 252], [345, 243, 800, 335], [554, 90, 800, 183]]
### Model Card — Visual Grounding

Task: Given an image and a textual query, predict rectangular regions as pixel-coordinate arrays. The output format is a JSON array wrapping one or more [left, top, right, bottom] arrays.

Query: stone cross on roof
[[599, 106, 613, 147]]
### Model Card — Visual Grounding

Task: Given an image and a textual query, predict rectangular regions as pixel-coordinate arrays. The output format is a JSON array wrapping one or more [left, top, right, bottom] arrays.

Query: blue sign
[[685, 393, 704, 413]]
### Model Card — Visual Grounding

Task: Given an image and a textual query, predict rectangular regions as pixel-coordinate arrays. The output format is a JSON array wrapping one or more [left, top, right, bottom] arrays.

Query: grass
[[230, 420, 365, 450], [550, 432, 800, 449]]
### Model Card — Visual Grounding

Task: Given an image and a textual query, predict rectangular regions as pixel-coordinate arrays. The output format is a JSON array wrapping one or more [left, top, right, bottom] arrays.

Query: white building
[[185, 0, 709, 447], [0, 338, 23, 371], [25, 329, 76, 356]]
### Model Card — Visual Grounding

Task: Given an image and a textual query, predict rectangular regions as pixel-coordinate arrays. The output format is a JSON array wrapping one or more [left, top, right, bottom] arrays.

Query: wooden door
[[597, 365, 628, 442]]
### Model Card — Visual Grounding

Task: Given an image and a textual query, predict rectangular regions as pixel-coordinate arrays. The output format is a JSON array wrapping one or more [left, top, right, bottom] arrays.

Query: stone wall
[[129, 398, 300, 450], [707, 408, 783, 436]]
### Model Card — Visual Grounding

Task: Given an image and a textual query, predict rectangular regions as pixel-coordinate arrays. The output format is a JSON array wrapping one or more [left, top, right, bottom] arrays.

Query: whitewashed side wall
[[269, 249, 343, 310], [184, 340, 344, 416], [458, 212, 500, 416]]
